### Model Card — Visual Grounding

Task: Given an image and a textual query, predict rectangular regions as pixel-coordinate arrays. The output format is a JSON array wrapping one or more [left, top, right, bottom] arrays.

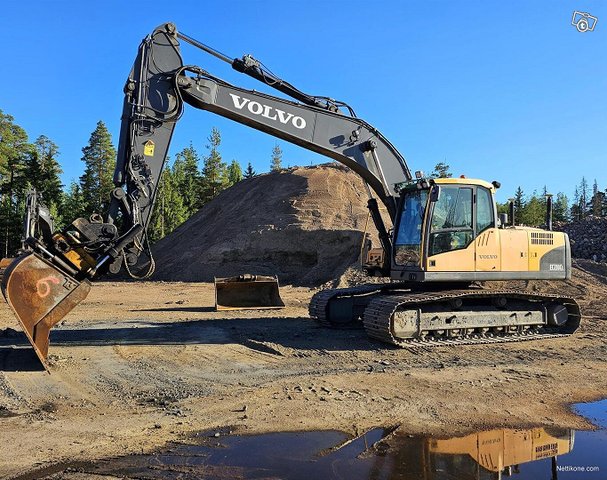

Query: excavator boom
[[1, 23, 412, 366]]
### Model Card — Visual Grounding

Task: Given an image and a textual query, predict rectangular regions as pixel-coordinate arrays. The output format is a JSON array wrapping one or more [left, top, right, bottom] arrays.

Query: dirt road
[[0, 263, 606, 478]]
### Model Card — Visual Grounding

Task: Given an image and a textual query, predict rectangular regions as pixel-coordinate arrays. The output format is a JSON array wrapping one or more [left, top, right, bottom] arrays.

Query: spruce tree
[[61, 181, 85, 223], [148, 163, 189, 242], [590, 179, 602, 216], [227, 160, 243, 186], [513, 187, 525, 225], [200, 127, 227, 205], [571, 187, 581, 221], [173, 144, 200, 215], [243, 162, 256, 179], [30, 135, 63, 222], [553, 192, 569, 222], [579, 177, 588, 219], [79, 121, 116, 216], [521, 192, 545, 226], [270, 143, 283, 171]]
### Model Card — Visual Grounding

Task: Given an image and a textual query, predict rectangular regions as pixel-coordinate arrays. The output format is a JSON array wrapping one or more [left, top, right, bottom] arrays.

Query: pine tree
[[243, 162, 256, 179], [0, 110, 31, 255], [200, 127, 227, 205], [227, 160, 243, 186], [431, 162, 452, 178], [79, 121, 116, 217], [270, 143, 283, 172]]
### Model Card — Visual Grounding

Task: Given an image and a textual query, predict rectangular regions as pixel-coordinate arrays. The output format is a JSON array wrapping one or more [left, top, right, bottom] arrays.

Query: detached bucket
[[215, 274, 285, 311]]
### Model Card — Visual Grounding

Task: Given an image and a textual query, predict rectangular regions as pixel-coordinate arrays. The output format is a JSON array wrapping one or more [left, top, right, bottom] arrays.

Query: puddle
[[17, 400, 607, 479]]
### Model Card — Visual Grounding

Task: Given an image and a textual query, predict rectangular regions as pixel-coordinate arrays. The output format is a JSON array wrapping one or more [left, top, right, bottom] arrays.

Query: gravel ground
[[0, 263, 605, 478]]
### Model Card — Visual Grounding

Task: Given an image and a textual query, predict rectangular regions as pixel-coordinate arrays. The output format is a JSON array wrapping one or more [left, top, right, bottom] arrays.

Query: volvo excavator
[[1, 23, 580, 367]]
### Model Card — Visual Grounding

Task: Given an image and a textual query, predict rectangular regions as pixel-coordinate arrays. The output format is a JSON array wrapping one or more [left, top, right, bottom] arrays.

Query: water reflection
[[30, 426, 584, 480], [16, 399, 607, 480], [407, 427, 574, 479]]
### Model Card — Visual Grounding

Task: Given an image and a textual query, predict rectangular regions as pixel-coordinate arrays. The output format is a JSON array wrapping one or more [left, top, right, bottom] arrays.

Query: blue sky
[[1, 0, 605, 202]]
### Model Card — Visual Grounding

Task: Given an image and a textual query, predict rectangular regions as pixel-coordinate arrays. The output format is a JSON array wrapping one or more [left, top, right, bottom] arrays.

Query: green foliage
[[79, 121, 116, 216], [590, 179, 604, 216], [61, 182, 85, 223], [553, 192, 569, 222], [172, 144, 201, 215], [243, 162, 256, 179], [431, 162, 452, 178], [271, 143, 282, 172], [200, 127, 227, 205], [522, 192, 546, 226], [148, 162, 189, 242], [29, 135, 64, 225], [227, 160, 243, 186], [0, 110, 32, 255]]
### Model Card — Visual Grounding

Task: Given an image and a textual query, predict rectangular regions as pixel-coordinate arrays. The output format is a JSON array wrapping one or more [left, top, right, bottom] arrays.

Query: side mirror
[[430, 185, 441, 202], [499, 213, 508, 228]]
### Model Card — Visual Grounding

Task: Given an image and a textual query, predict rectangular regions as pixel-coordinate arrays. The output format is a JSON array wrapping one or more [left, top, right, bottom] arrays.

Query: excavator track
[[310, 286, 581, 347], [309, 284, 392, 328]]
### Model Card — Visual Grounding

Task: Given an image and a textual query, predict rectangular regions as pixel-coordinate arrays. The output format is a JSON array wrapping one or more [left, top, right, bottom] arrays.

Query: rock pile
[[556, 216, 607, 262]]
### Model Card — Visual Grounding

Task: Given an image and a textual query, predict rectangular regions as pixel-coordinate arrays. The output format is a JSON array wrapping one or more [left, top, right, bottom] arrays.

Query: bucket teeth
[[1, 252, 91, 368]]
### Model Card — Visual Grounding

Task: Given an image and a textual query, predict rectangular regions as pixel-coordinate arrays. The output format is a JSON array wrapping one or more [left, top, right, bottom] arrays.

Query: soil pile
[[152, 164, 385, 286], [556, 216, 607, 262]]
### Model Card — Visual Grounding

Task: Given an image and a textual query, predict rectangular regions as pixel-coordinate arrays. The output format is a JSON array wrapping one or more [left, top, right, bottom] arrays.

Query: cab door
[[426, 186, 475, 272], [474, 186, 501, 272]]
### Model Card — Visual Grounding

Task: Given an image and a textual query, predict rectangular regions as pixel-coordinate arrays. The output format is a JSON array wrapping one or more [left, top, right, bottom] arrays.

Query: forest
[[0, 110, 603, 257]]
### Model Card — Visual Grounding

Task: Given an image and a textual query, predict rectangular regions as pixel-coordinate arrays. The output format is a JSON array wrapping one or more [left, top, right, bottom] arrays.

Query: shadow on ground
[[0, 317, 379, 371]]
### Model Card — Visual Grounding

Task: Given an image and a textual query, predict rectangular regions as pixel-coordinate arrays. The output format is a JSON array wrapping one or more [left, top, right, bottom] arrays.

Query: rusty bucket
[[1, 252, 91, 367], [215, 274, 285, 311]]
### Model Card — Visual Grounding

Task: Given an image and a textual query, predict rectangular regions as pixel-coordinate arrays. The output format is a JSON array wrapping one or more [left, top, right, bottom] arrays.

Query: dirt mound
[[152, 164, 384, 286]]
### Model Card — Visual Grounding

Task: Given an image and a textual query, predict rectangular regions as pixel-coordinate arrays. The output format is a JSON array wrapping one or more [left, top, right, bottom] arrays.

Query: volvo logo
[[229, 93, 307, 129]]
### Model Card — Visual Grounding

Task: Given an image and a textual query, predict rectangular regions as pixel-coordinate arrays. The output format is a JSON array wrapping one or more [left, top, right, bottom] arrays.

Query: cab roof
[[433, 177, 496, 192]]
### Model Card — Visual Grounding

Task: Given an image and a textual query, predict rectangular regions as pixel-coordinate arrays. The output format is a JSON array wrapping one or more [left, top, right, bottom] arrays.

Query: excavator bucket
[[215, 274, 285, 311], [1, 252, 91, 367]]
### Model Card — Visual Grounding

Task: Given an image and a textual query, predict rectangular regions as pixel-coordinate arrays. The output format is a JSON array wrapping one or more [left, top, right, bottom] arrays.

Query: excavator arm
[[1, 23, 412, 366]]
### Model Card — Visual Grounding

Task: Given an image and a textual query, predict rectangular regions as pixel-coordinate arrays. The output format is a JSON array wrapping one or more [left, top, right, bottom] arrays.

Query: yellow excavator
[[1, 23, 580, 367]]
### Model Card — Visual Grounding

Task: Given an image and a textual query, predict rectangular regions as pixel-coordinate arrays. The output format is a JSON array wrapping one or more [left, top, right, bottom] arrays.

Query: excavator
[[1, 23, 580, 367]]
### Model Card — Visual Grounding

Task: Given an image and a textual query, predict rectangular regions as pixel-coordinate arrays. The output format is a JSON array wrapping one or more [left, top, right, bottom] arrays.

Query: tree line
[[0, 110, 286, 256], [432, 163, 606, 226], [3, 107, 603, 256]]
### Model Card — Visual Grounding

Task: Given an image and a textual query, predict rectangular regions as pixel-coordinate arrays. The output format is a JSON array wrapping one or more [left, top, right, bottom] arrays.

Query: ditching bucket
[[215, 274, 285, 311], [1, 252, 91, 367]]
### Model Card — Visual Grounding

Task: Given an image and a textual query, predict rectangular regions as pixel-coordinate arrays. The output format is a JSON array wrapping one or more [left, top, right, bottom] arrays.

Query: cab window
[[429, 186, 473, 256], [394, 189, 428, 266], [476, 187, 494, 233]]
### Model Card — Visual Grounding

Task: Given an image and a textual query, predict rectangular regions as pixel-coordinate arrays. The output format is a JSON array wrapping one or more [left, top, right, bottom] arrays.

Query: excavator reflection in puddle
[[378, 426, 574, 480]]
